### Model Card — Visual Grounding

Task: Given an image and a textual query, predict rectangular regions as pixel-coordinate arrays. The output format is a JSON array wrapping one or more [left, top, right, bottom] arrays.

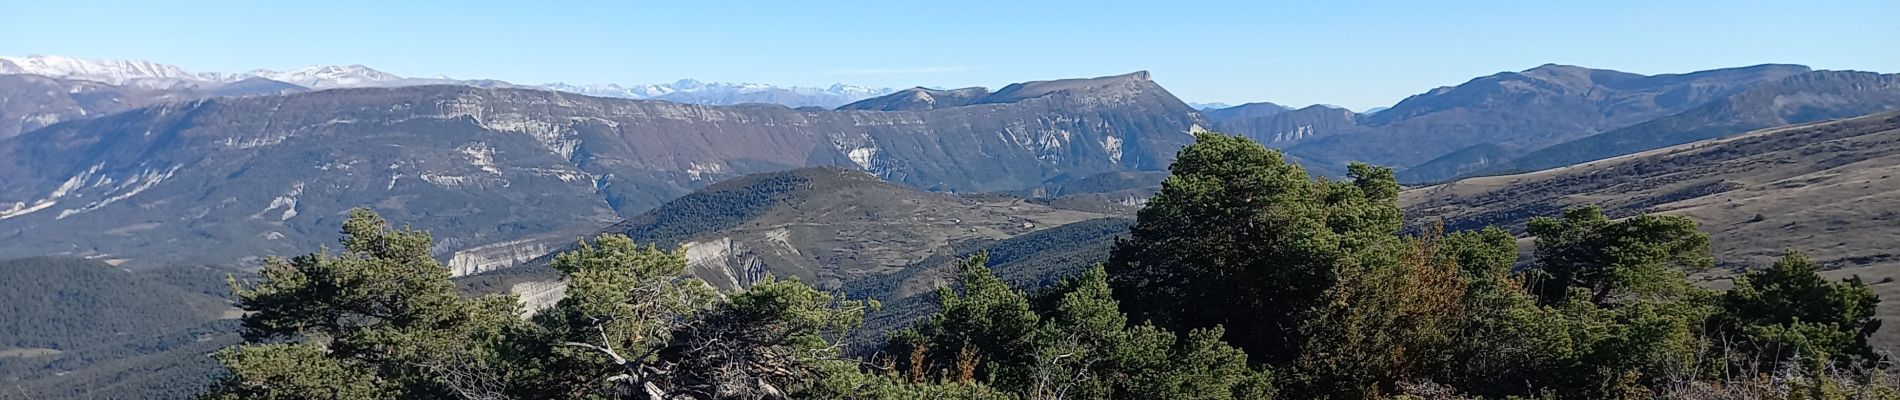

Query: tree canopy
[[1106, 133, 1405, 365]]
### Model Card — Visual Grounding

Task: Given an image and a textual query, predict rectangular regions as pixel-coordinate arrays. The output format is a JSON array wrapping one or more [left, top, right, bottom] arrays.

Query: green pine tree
[[1105, 132, 1404, 365], [207, 209, 524, 399], [1721, 251, 1881, 368]]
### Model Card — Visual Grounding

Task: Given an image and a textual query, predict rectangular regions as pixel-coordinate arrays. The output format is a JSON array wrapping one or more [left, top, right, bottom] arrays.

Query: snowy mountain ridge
[[0, 54, 892, 107], [246, 64, 406, 88], [539, 79, 893, 107]]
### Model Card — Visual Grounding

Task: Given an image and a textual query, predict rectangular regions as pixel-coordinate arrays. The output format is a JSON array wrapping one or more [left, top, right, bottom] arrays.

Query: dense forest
[[200, 133, 1889, 399], [0, 258, 245, 399]]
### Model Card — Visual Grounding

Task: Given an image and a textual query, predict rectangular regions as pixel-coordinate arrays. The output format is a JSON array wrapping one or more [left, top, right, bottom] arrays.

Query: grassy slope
[[1400, 110, 1900, 349]]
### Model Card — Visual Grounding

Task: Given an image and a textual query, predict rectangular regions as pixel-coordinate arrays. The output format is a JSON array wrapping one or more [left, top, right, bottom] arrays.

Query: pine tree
[[1292, 225, 1467, 398], [1523, 206, 1713, 306], [884, 253, 1041, 390], [1721, 251, 1881, 368], [1105, 132, 1403, 364], [207, 209, 523, 399], [529, 234, 874, 399], [209, 210, 879, 400], [891, 256, 1272, 400], [1518, 206, 1723, 398]]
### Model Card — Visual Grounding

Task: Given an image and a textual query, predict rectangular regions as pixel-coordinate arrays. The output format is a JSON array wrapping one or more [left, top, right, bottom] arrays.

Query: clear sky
[[4, 0, 1895, 111]]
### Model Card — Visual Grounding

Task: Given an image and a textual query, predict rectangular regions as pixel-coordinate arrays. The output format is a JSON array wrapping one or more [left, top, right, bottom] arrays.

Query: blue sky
[[4, 0, 1895, 110]]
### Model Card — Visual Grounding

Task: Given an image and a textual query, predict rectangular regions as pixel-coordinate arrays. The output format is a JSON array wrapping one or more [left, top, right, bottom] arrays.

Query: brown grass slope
[[467, 167, 1133, 314], [1400, 110, 1900, 347], [609, 167, 1127, 292]]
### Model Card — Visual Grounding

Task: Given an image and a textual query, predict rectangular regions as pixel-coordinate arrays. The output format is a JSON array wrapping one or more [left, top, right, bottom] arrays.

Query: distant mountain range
[[0, 54, 894, 108], [0, 55, 404, 89], [0, 71, 1200, 268], [0, 74, 221, 139], [1188, 102, 1235, 110], [1473, 70, 1900, 177], [1183, 63, 1900, 184], [1268, 64, 1816, 173], [13, 56, 1896, 183], [542, 80, 891, 108], [3, 56, 1898, 273]]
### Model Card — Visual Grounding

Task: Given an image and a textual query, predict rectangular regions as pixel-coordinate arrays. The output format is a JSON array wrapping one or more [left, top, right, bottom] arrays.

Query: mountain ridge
[[1269, 63, 1813, 175], [1472, 70, 1900, 177], [0, 73, 215, 139], [0, 72, 1201, 268], [839, 71, 1163, 111], [0, 54, 894, 108], [1201, 101, 1291, 121]]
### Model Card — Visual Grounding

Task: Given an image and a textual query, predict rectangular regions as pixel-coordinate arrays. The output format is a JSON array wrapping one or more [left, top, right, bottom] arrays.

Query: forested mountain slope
[[0, 257, 243, 399]]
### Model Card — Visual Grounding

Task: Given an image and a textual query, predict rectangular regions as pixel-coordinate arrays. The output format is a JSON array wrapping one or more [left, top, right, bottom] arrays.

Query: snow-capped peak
[[0, 55, 224, 88], [245, 64, 404, 89], [4, 54, 896, 108], [539, 79, 894, 104], [0, 55, 409, 90]]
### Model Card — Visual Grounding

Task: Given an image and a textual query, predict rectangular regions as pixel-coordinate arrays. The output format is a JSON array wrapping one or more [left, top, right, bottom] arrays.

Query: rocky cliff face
[[0, 72, 1198, 268], [1209, 104, 1359, 147], [446, 235, 567, 277], [1200, 102, 1289, 122]]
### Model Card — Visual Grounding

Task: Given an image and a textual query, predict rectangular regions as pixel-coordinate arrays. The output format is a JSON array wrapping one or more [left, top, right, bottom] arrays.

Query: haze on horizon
[[2, 0, 1895, 111]]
